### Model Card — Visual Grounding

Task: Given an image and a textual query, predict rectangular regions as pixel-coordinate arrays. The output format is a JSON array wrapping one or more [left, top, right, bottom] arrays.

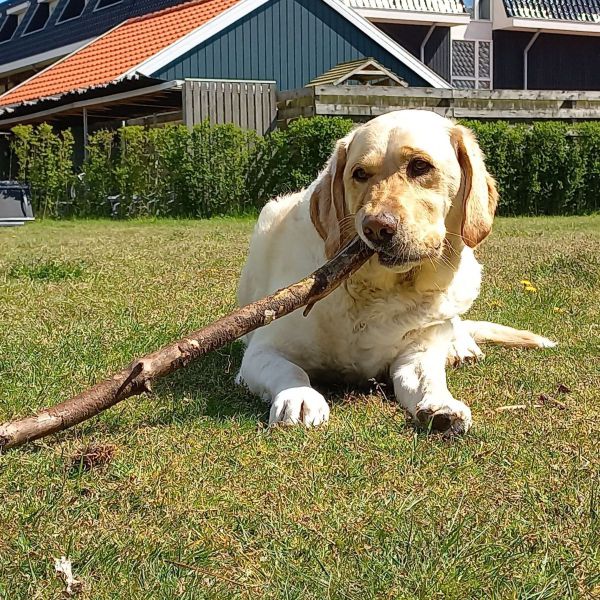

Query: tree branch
[[0, 237, 373, 451]]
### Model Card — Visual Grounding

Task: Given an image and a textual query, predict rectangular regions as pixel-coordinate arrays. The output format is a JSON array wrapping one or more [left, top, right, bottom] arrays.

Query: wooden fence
[[183, 79, 277, 135], [277, 85, 600, 125]]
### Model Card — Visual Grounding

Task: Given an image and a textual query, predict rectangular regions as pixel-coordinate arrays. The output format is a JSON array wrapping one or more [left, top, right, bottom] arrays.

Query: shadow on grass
[[144, 341, 267, 427], [34, 344, 413, 449], [141, 344, 408, 431]]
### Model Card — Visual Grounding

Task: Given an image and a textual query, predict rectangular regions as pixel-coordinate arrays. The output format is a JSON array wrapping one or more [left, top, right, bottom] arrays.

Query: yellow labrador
[[237, 110, 554, 435]]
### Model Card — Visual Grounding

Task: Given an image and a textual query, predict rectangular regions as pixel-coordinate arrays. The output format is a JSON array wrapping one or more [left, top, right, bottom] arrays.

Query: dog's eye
[[408, 158, 434, 178], [352, 168, 370, 182]]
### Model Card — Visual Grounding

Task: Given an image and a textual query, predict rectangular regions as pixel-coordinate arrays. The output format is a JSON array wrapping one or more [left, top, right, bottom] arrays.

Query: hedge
[[10, 117, 600, 218]]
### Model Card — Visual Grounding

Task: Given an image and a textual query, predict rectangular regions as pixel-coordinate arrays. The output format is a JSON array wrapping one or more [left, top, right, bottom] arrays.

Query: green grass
[[0, 216, 599, 599]]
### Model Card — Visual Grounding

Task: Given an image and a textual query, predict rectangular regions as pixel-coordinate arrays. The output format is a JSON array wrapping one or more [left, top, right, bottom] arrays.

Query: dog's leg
[[447, 316, 485, 366], [391, 322, 472, 435], [237, 343, 330, 427], [463, 320, 556, 349]]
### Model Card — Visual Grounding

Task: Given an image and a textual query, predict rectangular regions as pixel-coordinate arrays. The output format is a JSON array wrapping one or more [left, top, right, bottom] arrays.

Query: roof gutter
[[420, 24, 436, 63], [0, 79, 184, 126], [523, 30, 541, 90]]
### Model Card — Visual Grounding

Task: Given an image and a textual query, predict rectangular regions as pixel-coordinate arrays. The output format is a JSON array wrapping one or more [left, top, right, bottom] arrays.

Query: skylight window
[[95, 0, 122, 10], [0, 14, 19, 42], [0, 1, 30, 42], [23, 0, 56, 34], [57, 0, 87, 23]]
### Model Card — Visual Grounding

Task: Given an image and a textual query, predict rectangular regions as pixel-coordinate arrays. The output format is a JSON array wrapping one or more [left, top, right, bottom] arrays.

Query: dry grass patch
[[0, 216, 598, 599]]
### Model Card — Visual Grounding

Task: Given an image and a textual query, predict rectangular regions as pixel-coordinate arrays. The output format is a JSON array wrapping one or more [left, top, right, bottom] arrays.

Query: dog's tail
[[462, 320, 556, 349]]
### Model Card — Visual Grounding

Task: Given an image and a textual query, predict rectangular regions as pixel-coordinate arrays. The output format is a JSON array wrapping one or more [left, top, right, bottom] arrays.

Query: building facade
[[345, 0, 600, 90], [1, 0, 599, 102]]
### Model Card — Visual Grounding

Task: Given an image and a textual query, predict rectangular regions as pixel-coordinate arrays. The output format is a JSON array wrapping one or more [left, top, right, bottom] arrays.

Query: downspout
[[82, 107, 89, 161], [420, 24, 437, 63], [523, 30, 541, 90]]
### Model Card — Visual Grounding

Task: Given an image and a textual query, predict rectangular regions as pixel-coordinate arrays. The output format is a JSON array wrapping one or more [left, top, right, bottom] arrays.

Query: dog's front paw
[[415, 394, 472, 436], [270, 387, 330, 427], [447, 334, 484, 367]]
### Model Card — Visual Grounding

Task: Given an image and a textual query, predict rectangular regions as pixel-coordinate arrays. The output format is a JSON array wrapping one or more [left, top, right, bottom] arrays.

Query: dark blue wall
[[376, 22, 451, 82], [494, 30, 600, 90], [153, 0, 433, 89]]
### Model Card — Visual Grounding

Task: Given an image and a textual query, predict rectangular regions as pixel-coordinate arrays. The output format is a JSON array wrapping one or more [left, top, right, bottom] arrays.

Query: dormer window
[[95, 0, 122, 10], [23, 0, 58, 34], [464, 0, 490, 20], [0, 1, 30, 42], [0, 15, 18, 42], [57, 0, 87, 23]]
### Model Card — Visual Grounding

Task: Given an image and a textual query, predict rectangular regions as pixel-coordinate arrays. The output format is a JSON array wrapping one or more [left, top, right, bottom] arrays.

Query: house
[[0, 0, 598, 131], [0, 0, 448, 100], [344, 0, 600, 90], [0, 0, 189, 94], [0, 0, 451, 132]]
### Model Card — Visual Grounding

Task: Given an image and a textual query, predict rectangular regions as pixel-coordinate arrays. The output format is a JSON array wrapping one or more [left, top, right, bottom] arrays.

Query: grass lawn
[[0, 216, 599, 599]]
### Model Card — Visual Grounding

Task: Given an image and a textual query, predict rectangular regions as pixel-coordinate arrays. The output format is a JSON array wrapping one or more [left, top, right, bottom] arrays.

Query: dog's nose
[[362, 213, 397, 244]]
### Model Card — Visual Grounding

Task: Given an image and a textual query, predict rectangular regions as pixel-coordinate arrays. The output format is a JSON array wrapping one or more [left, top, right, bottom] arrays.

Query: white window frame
[[22, 0, 58, 37], [0, 13, 21, 44], [93, 0, 123, 13], [452, 39, 493, 90], [0, 0, 31, 42], [56, 0, 89, 25], [464, 0, 492, 21]]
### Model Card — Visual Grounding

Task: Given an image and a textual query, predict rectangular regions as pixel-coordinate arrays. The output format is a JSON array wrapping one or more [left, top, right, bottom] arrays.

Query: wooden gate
[[183, 79, 277, 135]]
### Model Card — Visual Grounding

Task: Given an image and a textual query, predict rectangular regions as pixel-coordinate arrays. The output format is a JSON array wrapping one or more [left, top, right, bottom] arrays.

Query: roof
[[341, 0, 466, 14], [0, 0, 239, 106], [0, 0, 451, 108], [0, 0, 192, 76], [135, 0, 450, 87], [502, 0, 600, 22], [306, 58, 408, 87], [0, 76, 184, 125]]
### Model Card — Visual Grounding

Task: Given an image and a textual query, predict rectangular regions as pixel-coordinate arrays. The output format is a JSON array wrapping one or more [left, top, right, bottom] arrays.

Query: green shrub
[[77, 123, 259, 218], [461, 120, 591, 215], [79, 129, 117, 217], [249, 116, 355, 205], [11, 124, 74, 218], [10, 117, 600, 219]]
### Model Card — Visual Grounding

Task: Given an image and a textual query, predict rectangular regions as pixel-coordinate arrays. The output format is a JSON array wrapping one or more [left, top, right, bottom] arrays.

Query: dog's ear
[[451, 125, 498, 248], [310, 138, 350, 258]]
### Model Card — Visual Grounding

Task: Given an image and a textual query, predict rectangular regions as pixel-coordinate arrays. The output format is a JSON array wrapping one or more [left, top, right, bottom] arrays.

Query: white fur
[[236, 110, 552, 433]]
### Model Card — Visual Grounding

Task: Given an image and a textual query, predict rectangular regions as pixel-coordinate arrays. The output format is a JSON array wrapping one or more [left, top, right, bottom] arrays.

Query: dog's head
[[310, 110, 498, 268]]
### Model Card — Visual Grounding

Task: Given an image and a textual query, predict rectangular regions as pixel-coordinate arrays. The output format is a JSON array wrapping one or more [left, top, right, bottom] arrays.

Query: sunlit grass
[[0, 216, 598, 599]]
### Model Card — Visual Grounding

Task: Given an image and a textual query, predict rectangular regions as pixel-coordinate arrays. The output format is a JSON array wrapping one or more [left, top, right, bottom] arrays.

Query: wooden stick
[[0, 238, 373, 451]]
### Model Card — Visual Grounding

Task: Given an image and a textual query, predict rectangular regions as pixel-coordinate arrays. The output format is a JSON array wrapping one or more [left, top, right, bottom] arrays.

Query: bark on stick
[[0, 238, 373, 451]]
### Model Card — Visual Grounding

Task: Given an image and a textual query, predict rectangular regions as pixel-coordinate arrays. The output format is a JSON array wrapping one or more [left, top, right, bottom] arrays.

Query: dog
[[236, 110, 555, 435]]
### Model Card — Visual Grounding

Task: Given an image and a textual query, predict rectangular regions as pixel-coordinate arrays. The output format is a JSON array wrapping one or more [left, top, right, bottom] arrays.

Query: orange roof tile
[[0, 0, 240, 107]]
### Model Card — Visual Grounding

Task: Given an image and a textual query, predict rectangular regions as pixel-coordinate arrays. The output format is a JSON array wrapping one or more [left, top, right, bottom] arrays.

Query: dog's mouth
[[377, 251, 422, 267], [377, 248, 440, 268]]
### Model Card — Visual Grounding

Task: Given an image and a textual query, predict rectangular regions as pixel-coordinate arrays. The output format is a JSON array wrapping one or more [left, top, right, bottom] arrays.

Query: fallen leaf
[[55, 557, 82, 595], [538, 393, 567, 410], [557, 383, 572, 394], [71, 444, 116, 472]]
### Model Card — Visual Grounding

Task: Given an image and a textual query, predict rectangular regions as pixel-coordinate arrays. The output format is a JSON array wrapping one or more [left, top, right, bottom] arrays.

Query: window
[[23, 0, 57, 34], [57, 0, 87, 22], [0, 1, 30, 42], [478, 0, 490, 20], [0, 14, 18, 42], [463, 0, 490, 20], [95, 0, 122, 10], [452, 40, 492, 89]]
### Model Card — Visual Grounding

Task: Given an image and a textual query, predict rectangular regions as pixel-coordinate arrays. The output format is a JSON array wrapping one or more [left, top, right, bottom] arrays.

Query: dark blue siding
[[153, 0, 432, 89], [376, 23, 451, 82], [494, 30, 600, 91]]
